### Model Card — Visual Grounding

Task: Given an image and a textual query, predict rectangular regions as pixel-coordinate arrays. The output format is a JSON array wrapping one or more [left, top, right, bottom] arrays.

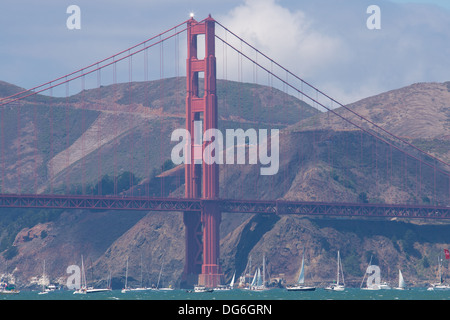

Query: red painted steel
[[184, 16, 222, 288], [1, 194, 450, 219]]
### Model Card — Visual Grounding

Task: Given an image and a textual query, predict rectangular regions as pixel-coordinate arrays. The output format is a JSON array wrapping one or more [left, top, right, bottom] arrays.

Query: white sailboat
[[239, 255, 253, 289], [73, 255, 112, 294], [286, 253, 315, 291], [121, 257, 130, 293], [73, 255, 88, 294], [394, 269, 407, 290], [215, 271, 235, 291], [129, 255, 151, 291], [230, 271, 235, 288], [249, 268, 265, 291], [193, 285, 213, 292], [246, 254, 267, 291], [427, 255, 450, 291], [154, 254, 174, 291], [360, 255, 381, 290], [85, 270, 112, 294], [325, 251, 345, 291], [38, 260, 54, 295]]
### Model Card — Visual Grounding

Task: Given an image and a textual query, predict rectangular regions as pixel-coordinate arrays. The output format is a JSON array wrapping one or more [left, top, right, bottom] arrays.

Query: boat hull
[[324, 285, 345, 291], [286, 286, 315, 292]]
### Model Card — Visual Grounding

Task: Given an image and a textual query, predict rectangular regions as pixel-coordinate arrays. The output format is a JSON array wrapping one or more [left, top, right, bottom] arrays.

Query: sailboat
[[427, 255, 450, 290], [230, 271, 236, 288], [394, 269, 407, 290], [85, 270, 112, 294], [129, 255, 151, 291], [215, 271, 235, 291], [121, 257, 130, 293], [286, 253, 315, 291], [153, 253, 174, 291], [249, 268, 265, 291], [239, 255, 253, 289], [38, 260, 55, 295], [73, 255, 111, 294], [325, 251, 345, 291], [73, 256, 88, 294], [360, 255, 381, 290]]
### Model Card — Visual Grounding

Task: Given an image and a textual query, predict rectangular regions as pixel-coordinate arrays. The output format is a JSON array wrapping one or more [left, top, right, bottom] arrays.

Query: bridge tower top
[[185, 15, 218, 200]]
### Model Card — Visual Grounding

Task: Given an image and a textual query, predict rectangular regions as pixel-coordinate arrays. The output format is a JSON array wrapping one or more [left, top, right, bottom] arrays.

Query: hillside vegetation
[[0, 78, 450, 289]]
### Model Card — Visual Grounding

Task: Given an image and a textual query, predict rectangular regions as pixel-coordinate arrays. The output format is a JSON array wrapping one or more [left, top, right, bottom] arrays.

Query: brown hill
[[1, 79, 450, 289]]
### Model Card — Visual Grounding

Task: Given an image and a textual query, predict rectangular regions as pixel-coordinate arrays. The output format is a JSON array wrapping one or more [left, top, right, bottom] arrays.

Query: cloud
[[2, 0, 449, 105], [216, 0, 450, 105], [217, 0, 345, 80]]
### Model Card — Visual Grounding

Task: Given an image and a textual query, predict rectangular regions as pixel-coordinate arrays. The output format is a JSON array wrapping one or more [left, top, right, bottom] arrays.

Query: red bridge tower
[[182, 16, 223, 288]]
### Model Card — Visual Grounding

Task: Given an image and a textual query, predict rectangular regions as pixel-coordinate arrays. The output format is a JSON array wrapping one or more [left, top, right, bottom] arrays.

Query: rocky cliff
[[1, 79, 450, 289]]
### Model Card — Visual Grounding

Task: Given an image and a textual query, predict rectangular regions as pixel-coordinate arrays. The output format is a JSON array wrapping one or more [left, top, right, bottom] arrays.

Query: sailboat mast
[[42, 260, 46, 291], [81, 255, 87, 289], [140, 254, 143, 288], [157, 252, 165, 289], [337, 251, 340, 286], [125, 257, 129, 289], [360, 255, 373, 288], [439, 255, 443, 284], [262, 254, 266, 286]]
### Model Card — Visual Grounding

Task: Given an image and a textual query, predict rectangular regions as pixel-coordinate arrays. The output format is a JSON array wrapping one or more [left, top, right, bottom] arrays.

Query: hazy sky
[[1, 0, 449, 104]]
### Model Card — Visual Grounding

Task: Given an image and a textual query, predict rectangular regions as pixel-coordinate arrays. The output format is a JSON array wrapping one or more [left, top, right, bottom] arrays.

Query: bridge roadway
[[0, 193, 449, 220]]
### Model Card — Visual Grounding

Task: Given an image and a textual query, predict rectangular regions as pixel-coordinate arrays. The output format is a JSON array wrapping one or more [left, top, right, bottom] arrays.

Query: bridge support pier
[[198, 201, 222, 288], [182, 211, 202, 285]]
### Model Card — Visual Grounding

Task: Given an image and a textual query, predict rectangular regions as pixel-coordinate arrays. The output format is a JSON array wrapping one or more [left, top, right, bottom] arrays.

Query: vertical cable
[[0, 99, 4, 192], [49, 84, 54, 194], [81, 75, 86, 195], [97, 65, 102, 195], [65, 79, 70, 194], [17, 88, 21, 193], [128, 52, 134, 196], [375, 138, 378, 194], [113, 60, 118, 195], [33, 91, 38, 193], [144, 43, 150, 197], [159, 38, 165, 197]]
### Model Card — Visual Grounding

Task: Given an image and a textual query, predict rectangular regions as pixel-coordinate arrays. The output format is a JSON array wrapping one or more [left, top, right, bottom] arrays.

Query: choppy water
[[2, 287, 449, 300]]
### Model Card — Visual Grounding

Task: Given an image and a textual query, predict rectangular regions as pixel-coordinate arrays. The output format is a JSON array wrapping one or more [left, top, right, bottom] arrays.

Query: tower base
[[198, 265, 223, 288]]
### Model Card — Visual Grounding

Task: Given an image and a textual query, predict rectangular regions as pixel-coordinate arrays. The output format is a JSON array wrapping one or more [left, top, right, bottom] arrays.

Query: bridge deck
[[1, 194, 449, 220]]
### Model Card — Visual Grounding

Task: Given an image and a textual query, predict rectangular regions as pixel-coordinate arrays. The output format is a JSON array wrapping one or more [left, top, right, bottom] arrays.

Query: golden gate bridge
[[1, 16, 450, 288]]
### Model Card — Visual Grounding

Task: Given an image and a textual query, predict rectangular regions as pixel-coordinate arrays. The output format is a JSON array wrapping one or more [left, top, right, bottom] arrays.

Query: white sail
[[230, 272, 235, 288], [251, 269, 258, 286], [325, 251, 345, 291], [398, 270, 405, 289], [297, 254, 305, 284], [336, 251, 340, 286], [286, 251, 315, 291], [73, 255, 87, 294], [256, 268, 262, 287]]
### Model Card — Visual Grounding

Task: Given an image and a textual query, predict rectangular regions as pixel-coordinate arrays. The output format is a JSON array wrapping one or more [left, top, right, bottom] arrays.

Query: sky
[[0, 0, 449, 105]]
